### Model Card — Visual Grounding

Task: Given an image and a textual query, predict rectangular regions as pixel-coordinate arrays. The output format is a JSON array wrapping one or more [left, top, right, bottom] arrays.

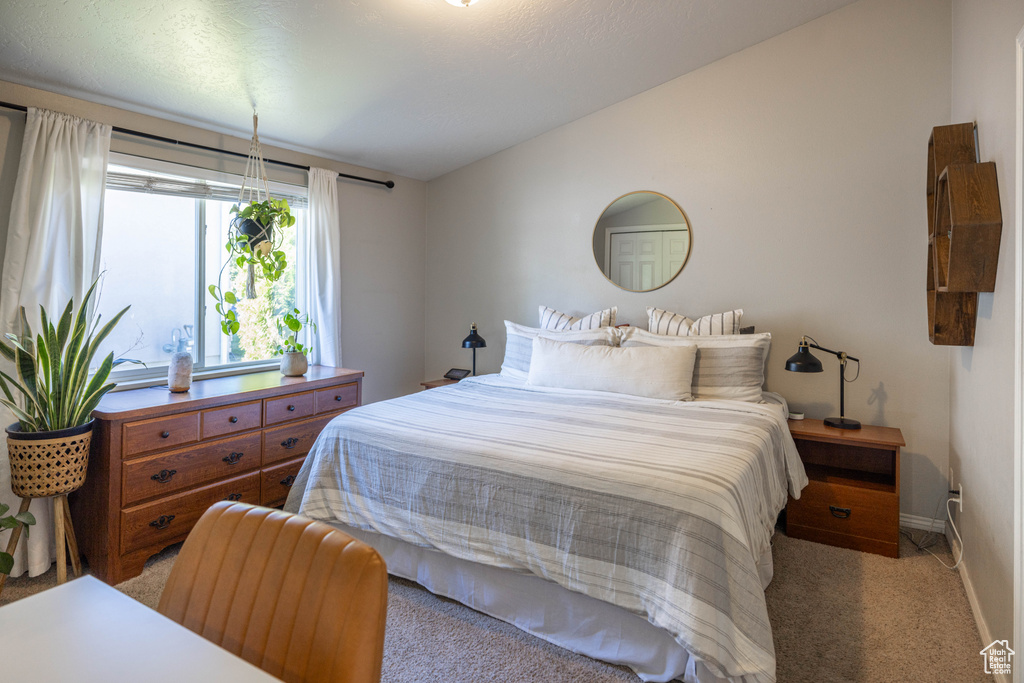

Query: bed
[[285, 369, 806, 683]]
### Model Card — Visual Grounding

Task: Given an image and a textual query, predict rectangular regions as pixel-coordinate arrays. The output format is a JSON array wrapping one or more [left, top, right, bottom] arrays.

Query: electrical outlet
[[948, 467, 963, 513]]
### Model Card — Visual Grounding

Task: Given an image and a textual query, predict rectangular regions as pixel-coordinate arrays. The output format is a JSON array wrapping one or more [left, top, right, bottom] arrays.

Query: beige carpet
[[0, 530, 992, 682]]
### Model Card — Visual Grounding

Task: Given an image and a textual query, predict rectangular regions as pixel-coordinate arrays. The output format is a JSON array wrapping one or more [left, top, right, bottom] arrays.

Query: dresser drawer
[[314, 383, 359, 414], [265, 391, 315, 426], [261, 456, 305, 507], [201, 400, 262, 440], [122, 412, 200, 458], [263, 413, 336, 466], [121, 432, 262, 506], [787, 479, 899, 552], [120, 471, 261, 555]]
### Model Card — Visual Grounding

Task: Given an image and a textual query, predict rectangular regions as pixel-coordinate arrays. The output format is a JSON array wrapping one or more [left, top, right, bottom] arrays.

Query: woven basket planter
[[6, 421, 92, 498]]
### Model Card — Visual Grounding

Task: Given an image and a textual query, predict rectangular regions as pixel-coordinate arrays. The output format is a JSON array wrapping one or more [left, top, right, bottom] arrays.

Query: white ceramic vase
[[280, 351, 308, 377], [168, 352, 193, 392]]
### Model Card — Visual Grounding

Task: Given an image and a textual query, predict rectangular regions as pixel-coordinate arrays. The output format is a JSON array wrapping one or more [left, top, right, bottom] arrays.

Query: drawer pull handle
[[281, 475, 296, 487], [226, 493, 242, 502], [281, 437, 299, 449], [160, 431, 171, 439], [149, 514, 175, 530], [222, 452, 244, 465], [334, 395, 344, 402], [151, 469, 177, 484], [829, 505, 852, 519], [287, 404, 296, 412], [229, 416, 238, 423]]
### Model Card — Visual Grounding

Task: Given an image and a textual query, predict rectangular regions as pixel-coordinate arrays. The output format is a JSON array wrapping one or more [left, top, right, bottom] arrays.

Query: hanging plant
[[230, 197, 296, 257], [208, 114, 315, 370]]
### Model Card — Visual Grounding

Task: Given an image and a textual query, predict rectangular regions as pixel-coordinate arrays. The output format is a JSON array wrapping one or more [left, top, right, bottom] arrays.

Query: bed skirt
[[327, 521, 775, 683]]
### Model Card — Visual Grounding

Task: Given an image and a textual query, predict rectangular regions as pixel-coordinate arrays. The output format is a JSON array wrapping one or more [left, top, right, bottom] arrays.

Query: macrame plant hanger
[[237, 112, 273, 299]]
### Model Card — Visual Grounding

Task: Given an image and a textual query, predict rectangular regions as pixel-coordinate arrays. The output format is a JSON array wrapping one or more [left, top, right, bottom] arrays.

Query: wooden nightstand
[[785, 419, 905, 558], [420, 378, 460, 390]]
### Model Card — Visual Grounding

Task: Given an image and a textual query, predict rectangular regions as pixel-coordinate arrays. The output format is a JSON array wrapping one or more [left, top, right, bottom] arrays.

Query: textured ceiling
[[0, 0, 856, 180]]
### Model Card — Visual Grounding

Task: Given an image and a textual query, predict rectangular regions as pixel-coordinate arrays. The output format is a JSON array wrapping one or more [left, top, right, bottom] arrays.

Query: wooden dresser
[[70, 366, 363, 584], [786, 419, 905, 558]]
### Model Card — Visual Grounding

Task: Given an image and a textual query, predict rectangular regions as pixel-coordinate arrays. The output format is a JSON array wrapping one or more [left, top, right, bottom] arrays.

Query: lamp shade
[[785, 344, 823, 373], [462, 323, 486, 349]]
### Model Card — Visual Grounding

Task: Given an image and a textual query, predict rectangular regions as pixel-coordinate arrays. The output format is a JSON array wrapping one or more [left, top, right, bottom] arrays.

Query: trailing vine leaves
[[0, 502, 35, 575], [209, 198, 315, 351]]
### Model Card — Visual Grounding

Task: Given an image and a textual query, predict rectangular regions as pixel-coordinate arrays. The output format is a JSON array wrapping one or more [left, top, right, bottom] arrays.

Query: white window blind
[[104, 170, 308, 209]]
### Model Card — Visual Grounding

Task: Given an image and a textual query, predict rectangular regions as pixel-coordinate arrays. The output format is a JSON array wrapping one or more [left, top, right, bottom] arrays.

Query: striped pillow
[[620, 327, 770, 401], [539, 305, 617, 331], [647, 307, 743, 336], [501, 321, 618, 381]]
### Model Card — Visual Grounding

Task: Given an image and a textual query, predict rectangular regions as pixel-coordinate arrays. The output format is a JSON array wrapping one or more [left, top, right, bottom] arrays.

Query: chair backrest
[[158, 501, 388, 683]]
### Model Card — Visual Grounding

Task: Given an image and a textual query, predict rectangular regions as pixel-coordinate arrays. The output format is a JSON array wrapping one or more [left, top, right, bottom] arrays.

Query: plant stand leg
[[0, 497, 32, 599], [54, 496, 66, 585], [58, 495, 81, 577]]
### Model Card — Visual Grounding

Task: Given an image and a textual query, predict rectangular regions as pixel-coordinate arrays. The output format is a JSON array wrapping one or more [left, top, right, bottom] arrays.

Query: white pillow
[[527, 336, 697, 401], [500, 321, 619, 381], [647, 307, 743, 336], [539, 305, 617, 331], [620, 327, 770, 401]]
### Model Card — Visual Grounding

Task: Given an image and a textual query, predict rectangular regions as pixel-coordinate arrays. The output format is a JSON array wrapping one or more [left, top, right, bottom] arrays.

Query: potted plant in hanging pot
[[276, 309, 317, 377], [0, 280, 134, 499], [229, 197, 295, 257], [208, 122, 316, 371]]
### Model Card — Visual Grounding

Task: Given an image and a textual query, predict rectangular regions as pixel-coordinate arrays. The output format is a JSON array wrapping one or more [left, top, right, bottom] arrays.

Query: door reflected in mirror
[[592, 191, 691, 292]]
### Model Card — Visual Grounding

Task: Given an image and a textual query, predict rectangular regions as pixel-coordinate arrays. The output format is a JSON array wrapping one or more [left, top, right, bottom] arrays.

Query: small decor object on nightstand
[[462, 323, 486, 376], [444, 368, 471, 381], [785, 335, 861, 429]]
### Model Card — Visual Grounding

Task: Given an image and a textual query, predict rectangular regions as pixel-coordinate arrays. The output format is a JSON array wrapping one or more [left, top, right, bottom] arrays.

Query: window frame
[[101, 152, 307, 384]]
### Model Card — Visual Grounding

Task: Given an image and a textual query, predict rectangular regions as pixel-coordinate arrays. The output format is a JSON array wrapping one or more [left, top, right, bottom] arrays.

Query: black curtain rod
[[0, 101, 395, 189]]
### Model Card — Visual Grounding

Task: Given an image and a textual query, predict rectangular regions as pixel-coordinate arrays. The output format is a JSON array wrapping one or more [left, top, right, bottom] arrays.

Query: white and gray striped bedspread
[[287, 375, 807, 683]]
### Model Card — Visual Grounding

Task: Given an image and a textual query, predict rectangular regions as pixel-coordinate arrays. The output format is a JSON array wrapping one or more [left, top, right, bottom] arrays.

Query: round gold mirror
[[592, 191, 691, 292]]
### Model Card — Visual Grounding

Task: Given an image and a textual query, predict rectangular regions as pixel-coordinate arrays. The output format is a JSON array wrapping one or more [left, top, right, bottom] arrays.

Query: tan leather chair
[[158, 501, 388, 683]]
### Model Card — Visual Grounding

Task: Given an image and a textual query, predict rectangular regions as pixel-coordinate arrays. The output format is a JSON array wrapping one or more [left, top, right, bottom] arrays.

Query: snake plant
[[0, 279, 132, 432]]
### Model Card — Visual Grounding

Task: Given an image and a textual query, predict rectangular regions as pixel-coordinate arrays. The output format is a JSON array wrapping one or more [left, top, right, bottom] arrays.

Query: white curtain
[[0, 107, 111, 577], [301, 167, 343, 367]]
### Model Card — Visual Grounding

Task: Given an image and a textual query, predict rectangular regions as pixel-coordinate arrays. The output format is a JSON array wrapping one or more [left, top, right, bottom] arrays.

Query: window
[[94, 154, 306, 379]]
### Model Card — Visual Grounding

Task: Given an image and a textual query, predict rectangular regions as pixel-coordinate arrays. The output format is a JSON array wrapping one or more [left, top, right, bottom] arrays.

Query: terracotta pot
[[280, 351, 308, 377]]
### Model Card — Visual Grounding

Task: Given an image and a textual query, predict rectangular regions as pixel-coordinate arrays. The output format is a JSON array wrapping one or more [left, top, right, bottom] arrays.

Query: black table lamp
[[462, 323, 486, 376], [785, 336, 861, 430]]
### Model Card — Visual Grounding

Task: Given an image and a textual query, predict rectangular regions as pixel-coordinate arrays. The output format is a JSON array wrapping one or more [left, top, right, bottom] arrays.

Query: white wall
[[0, 80, 426, 404], [948, 0, 1024, 653], [425, 0, 952, 519]]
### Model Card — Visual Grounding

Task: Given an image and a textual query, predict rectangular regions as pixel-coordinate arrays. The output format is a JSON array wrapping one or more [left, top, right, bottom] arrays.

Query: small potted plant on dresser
[[0, 280, 136, 591], [276, 309, 317, 377]]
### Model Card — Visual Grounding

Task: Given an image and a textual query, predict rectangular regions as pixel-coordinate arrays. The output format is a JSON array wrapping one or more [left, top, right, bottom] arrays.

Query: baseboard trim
[[900, 513, 945, 533], [947, 527, 1013, 683]]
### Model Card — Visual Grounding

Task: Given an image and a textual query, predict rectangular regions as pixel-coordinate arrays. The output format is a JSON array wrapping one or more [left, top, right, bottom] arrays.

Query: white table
[[0, 575, 279, 682]]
